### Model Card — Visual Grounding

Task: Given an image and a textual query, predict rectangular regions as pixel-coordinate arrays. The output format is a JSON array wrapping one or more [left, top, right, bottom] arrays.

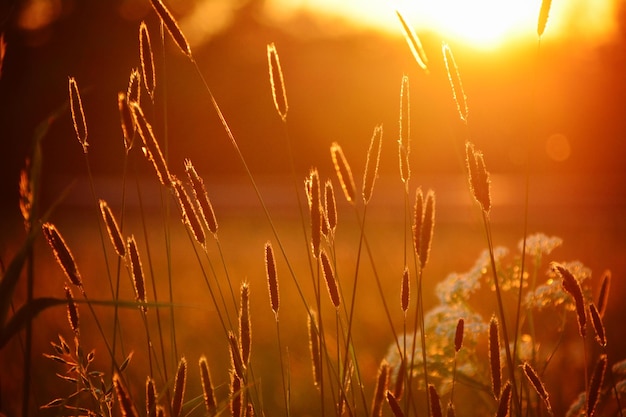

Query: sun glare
[[265, 0, 616, 49]]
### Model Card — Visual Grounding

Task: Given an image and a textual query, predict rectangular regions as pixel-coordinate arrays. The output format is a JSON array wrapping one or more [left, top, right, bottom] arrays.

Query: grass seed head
[[442, 43, 468, 123], [429, 384, 443, 417], [386, 391, 405, 417], [522, 362, 552, 414], [172, 357, 187, 417], [185, 159, 218, 236], [489, 315, 502, 398], [239, 282, 251, 365], [99, 199, 125, 257], [398, 75, 411, 184], [267, 42, 288, 121], [395, 10, 428, 72], [454, 318, 464, 353], [589, 303, 606, 347], [465, 141, 491, 214], [146, 377, 157, 417], [331, 142, 356, 204], [309, 168, 322, 257], [68, 76, 88, 153], [127, 68, 141, 105], [412, 188, 424, 261], [19, 159, 32, 231], [363, 124, 383, 204], [130, 102, 172, 186], [597, 269, 611, 317], [113, 373, 139, 417], [149, 0, 192, 57], [371, 360, 390, 417], [199, 356, 217, 416], [495, 381, 512, 417], [139, 21, 155, 100], [308, 311, 321, 388], [42, 223, 83, 287], [172, 176, 206, 246], [230, 370, 243, 417], [537, 0, 553, 37], [265, 241, 279, 315], [393, 358, 406, 400], [127, 235, 147, 312], [321, 249, 341, 308], [117, 92, 135, 152], [419, 190, 435, 268], [64, 285, 79, 335], [588, 354, 607, 417], [552, 262, 587, 338], [229, 331, 246, 379], [325, 179, 337, 233], [401, 267, 410, 313]]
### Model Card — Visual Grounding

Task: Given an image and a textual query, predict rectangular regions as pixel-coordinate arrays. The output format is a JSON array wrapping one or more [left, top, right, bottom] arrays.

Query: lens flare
[[265, 0, 616, 49]]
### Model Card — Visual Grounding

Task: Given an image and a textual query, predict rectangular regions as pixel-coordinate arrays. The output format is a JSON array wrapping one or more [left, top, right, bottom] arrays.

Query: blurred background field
[[0, 0, 626, 416]]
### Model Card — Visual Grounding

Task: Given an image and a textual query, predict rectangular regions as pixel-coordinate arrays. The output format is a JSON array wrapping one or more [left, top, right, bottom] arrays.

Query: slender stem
[[21, 241, 34, 416], [190, 59, 311, 314], [275, 318, 290, 417], [482, 213, 521, 416]]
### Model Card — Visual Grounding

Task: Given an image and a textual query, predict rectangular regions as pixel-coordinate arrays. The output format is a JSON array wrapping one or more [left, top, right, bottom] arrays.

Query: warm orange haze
[[264, 0, 616, 49], [1, 1, 625, 417]]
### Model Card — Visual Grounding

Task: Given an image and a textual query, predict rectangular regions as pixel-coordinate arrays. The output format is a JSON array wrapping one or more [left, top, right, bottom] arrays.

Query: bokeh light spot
[[17, 0, 62, 31], [545, 133, 571, 162]]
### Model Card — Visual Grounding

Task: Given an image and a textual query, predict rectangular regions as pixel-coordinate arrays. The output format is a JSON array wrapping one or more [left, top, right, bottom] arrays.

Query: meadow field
[[0, 1, 625, 417]]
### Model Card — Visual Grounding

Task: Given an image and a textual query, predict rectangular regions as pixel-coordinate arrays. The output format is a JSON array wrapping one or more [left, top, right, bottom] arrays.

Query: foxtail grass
[[139, 21, 156, 101], [552, 262, 587, 338], [146, 377, 157, 417], [401, 267, 410, 314], [330, 142, 356, 204], [149, 0, 191, 57], [127, 68, 141, 105], [489, 316, 502, 399], [362, 124, 383, 205], [64, 285, 79, 336], [324, 180, 337, 235], [171, 176, 206, 246], [114, 373, 139, 417], [184, 159, 218, 236], [42, 223, 83, 288], [386, 391, 405, 417], [371, 360, 389, 417], [589, 303, 606, 347], [68, 77, 88, 153], [597, 270, 611, 317], [395, 10, 428, 72], [230, 370, 243, 417], [398, 75, 411, 186], [131, 102, 172, 187], [537, 0, 553, 37], [495, 382, 512, 417], [99, 199, 126, 258], [199, 356, 217, 417], [522, 362, 553, 415], [127, 235, 147, 313], [117, 92, 135, 152], [239, 282, 251, 366], [428, 385, 443, 417], [588, 354, 607, 417], [172, 357, 187, 417], [442, 43, 468, 123], [267, 42, 288, 121]]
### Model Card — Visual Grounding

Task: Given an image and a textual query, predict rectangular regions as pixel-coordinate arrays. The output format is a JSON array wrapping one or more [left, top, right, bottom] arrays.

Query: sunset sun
[[266, 0, 616, 49]]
